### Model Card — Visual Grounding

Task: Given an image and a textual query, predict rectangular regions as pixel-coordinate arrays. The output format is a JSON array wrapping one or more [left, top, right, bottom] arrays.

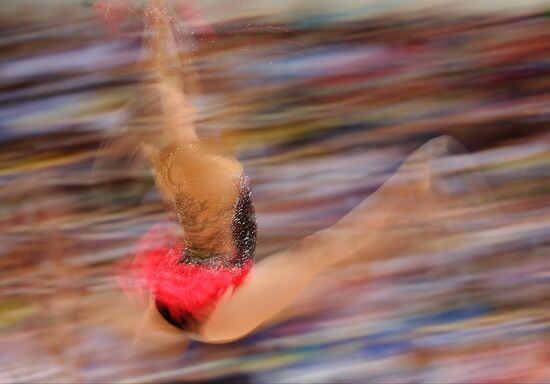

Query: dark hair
[[232, 177, 257, 266]]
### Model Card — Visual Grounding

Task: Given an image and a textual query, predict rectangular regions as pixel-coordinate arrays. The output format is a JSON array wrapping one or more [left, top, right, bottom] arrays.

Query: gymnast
[[95, 0, 470, 345]]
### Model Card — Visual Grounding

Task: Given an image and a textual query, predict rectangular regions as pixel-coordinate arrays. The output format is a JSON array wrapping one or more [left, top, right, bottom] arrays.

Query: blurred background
[[0, 0, 549, 382]]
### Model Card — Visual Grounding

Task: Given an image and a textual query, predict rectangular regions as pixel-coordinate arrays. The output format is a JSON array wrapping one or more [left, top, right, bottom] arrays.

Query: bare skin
[[117, 0, 457, 345]]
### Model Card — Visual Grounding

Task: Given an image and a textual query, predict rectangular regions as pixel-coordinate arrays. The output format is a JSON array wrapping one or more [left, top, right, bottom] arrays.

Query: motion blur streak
[[0, 0, 549, 383]]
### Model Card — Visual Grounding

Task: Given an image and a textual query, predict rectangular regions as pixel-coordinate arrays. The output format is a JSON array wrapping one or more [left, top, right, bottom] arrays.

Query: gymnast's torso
[[133, 140, 257, 332]]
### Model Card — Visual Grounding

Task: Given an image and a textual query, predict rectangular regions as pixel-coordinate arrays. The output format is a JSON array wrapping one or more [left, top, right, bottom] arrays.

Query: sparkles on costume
[[124, 142, 257, 333]]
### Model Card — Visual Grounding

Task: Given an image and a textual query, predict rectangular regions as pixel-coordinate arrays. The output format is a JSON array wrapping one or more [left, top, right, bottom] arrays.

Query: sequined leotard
[[128, 143, 257, 333]]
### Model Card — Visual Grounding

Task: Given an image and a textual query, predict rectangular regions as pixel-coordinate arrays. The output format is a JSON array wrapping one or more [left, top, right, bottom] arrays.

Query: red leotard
[[122, 172, 257, 332]]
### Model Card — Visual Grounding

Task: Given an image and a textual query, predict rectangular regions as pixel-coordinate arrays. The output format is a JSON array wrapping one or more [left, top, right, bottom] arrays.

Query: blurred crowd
[[0, 1, 548, 382]]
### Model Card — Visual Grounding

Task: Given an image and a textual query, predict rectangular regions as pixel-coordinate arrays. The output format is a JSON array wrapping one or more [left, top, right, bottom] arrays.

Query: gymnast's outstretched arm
[[137, 0, 243, 204]]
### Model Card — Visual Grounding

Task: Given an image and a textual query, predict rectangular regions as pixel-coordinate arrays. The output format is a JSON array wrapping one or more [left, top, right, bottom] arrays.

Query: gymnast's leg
[[200, 136, 454, 343]]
